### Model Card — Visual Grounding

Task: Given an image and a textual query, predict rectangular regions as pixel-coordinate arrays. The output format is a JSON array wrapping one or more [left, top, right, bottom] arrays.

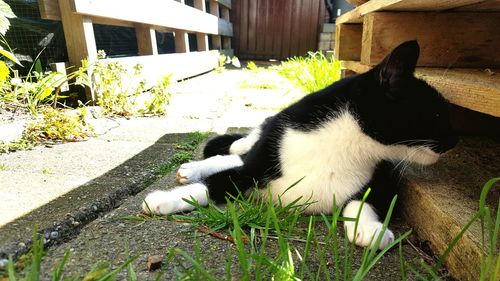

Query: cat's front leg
[[176, 154, 244, 184], [342, 201, 395, 250], [142, 183, 209, 215], [229, 126, 262, 155]]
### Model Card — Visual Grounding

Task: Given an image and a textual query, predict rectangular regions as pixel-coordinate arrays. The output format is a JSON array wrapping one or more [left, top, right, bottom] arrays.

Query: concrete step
[[401, 136, 500, 281]]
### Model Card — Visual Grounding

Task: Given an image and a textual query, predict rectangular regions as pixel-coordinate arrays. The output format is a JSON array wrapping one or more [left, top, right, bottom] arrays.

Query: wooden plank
[[209, 0, 220, 17], [58, 1, 97, 65], [334, 24, 362, 61], [174, 30, 190, 52], [455, 0, 500, 11], [341, 61, 500, 117], [135, 24, 158, 55], [341, 60, 371, 73], [221, 7, 230, 21], [100, 50, 222, 84], [39, 0, 61, 20], [416, 68, 500, 117], [196, 33, 209, 51], [361, 12, 500, 67], [72, 0, 233, 36], [222, 36, 231, 49], [336, 0, 498, 24], [217, 0, 231, 9], [49, 62, 70, 92]]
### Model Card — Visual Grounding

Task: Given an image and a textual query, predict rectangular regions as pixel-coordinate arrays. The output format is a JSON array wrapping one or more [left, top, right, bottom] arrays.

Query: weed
[[0, 138, 36, 153], [24, 107, 94, 143], [275, 51, 341, 93], [0, 163, 6, 170]]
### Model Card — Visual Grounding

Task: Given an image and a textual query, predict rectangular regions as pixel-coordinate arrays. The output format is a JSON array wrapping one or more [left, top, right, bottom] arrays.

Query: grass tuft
[[274, 51, 341, 93]]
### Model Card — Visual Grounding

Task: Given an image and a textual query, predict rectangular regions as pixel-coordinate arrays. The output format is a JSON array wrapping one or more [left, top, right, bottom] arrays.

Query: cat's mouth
[[409, 147, 440, 165]]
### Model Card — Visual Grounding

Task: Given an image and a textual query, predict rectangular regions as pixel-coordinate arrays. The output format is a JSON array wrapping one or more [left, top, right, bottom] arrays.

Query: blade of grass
[[51, 250, 71, 281]]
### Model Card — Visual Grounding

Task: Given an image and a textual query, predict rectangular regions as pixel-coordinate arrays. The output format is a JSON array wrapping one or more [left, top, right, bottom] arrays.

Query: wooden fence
[[232, 0, 327, 60], [38, 0, 233, 101]]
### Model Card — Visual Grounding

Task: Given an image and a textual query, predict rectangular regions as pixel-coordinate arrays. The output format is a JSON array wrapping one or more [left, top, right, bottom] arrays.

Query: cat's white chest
[[267, 112, 387, 213]]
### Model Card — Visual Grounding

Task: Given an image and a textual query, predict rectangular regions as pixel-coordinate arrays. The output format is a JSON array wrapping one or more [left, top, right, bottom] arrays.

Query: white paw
[[142, 190, 177, 215], [345, 221, 395, 250], [176, 162, 202, 184], [229, 139, 252, 155]]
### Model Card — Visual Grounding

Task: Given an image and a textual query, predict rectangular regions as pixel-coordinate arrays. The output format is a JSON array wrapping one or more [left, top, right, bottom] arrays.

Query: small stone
[[50, 231, 59, 239], [18, 242, 26, 248], [147, 255, 163, 271], [0, 258, 9, 270]]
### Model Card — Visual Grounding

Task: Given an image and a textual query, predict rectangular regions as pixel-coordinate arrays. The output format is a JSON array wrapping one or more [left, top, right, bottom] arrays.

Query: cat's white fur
[[143, 111, 439, 249], [176, 154, 244, 184]]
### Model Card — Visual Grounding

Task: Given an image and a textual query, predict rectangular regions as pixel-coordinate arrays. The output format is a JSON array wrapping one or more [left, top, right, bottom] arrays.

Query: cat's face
[[357, 41, 458, 163]]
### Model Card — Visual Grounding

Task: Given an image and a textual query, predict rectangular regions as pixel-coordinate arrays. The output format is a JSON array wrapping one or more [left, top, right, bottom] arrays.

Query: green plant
[[275, 51, 341, 93], [80, 55, 173, 116], [139, 75, 172, 116], [24, 107, 94, 143], [0, 138, 36, 153], [0, 0, 20, 66]]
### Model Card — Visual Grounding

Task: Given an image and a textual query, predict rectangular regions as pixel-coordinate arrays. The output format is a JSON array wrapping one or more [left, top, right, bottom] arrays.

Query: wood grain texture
[[72, 0, 233, 36], [101, 50, 223, 84], [341, 61, 500, 117], [361, 12, 500, 67], [334, 24, 362, 61], [336, 0, 500, 24], [232, 0, 325, 60], [416, 68, 500, 117], [39, 0, 61, 20], [135, 24, 158, 55]]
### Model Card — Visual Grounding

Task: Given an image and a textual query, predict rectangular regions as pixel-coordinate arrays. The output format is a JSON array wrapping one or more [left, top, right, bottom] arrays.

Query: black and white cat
[[142, 41, 458, 249]]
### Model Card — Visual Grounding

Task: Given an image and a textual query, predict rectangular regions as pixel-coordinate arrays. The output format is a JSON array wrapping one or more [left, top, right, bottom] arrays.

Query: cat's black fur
[[202, 41, 457, 216]]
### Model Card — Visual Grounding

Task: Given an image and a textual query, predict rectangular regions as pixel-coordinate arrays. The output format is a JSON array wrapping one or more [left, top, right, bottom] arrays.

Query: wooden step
[[341, 61, 500, 118], [400, 136, 500, 281], [336, 0, 500, 24]]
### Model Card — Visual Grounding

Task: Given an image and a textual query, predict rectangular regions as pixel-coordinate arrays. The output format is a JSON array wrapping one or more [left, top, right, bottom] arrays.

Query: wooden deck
[[334, 0, 500, 118]]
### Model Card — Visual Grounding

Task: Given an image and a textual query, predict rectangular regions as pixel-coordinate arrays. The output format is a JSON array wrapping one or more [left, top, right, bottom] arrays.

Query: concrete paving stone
[[39, 171, 434, 281], [0, 133, 196, 259]]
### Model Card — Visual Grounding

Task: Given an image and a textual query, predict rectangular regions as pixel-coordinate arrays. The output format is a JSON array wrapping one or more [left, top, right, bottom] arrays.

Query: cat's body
[[143, 41, 458, 249]]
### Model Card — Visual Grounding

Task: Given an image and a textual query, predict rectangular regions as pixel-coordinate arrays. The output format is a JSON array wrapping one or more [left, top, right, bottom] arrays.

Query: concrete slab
[[401, 137, 500, 281], [39, 171, 433, 281]]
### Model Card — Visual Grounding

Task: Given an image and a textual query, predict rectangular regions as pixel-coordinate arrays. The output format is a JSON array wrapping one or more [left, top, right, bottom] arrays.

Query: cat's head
[[357, 40, 458, 165]]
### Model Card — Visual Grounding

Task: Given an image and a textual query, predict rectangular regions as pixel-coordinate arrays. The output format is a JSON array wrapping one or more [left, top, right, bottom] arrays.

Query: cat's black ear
[[377, 40, 420, 94]]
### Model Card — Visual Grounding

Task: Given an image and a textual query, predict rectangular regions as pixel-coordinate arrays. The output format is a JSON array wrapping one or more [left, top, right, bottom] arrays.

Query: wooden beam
[[361, 12, 500, 67], [341, 61, 500, 117], [334, 24, 362, 61], [336, 0, 499, 24], [196, 33, 209, 51], [39, 0, 60, 20], [100, 50, 223, 84], [72, 0, 233, 36], [221, 7, 230, 21], [57, 0, 97, 65], [217, 0, 231, 9], [174, 30, 190, 53], [416, 68, 500, 118], [209, 0, 220, 17], [222, 36, 231, 49], [136, 24, 158, 55]]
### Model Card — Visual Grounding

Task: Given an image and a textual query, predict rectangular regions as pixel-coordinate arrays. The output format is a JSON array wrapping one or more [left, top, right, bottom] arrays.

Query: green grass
[[144, 131, 209, 187], [4, 179, 498, 280], [274, 51, 342, 93]]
